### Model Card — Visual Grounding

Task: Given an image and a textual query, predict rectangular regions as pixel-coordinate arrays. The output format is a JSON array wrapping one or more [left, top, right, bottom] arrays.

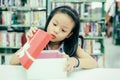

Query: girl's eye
[[53, 23, 57, 26], [62, 29, 66, 32]]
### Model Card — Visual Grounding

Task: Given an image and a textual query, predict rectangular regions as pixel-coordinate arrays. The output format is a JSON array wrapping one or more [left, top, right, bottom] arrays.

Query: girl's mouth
[[51, 34, 56, 39]]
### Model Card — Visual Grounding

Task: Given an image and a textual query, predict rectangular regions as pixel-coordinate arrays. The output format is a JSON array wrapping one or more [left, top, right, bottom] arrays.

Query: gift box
[[18, 29, 52, 69], [26, 50, 67, 80]]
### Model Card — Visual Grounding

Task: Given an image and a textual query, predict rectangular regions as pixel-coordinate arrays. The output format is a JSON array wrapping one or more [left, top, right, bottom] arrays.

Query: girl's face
[[47, 13, 75, 42]]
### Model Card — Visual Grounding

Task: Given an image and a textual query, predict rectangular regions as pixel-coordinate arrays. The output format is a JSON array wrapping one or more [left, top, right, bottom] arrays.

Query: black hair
[[44, 6, 80, 57]]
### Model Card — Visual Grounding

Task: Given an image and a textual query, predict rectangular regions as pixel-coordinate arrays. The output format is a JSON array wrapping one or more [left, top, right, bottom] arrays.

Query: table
[[68, 68, 120, 80], [0, 65, 120, 80]]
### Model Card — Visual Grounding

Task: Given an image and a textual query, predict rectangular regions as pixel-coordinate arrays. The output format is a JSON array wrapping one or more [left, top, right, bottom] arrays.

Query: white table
[[68, 68, 120, 80], [0, 65, 27, 80], [0, 65, 120, 80]]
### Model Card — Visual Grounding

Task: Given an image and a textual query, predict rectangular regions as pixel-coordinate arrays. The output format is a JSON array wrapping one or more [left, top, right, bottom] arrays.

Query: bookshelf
[[113, 1, 120, 45], [0, 0, 47, 64], [48, 0, 105, 67]]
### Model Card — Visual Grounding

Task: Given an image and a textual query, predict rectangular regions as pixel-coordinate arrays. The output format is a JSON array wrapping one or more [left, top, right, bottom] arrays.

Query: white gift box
[[26, 58, 67, 80]]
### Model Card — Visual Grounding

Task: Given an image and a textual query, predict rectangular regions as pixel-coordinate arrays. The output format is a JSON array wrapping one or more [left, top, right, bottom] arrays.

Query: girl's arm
[[76, 46, 98, 68], [9, 48, 22, 65], [62, 46, 98, 72]]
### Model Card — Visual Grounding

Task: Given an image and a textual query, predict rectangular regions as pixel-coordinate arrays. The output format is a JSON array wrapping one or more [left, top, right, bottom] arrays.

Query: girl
[[10, 6, 98, 72]]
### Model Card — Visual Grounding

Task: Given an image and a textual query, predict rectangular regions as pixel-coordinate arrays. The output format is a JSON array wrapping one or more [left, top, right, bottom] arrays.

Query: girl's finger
[[30, 27, 38, 33], [65, 63, 73, 73], [26, 31, 32, 42], [61, 52, 69, 59], [26, 27, 38, 42]]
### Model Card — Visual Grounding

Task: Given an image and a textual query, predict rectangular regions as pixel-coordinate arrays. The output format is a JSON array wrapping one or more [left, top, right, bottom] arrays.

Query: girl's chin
[[50, 39, 60, 43], [50, 39, 56, 42]]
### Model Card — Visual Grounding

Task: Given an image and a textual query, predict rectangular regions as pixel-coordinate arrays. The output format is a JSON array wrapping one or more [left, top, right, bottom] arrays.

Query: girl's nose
[[54, 26, 60, 33]]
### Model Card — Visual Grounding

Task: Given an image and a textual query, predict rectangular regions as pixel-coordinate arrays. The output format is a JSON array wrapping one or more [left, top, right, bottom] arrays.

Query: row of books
[[0, 31, 24, 47], [116, 13, 120, 39], [0, 11, 46, 28], [83, 40, 101, 55], [116, 15, 120, 23], [80, 22, 104, 37], [51, 2, 80, 15], [116, 28, 120, 38], [50, 2, 102, 18], [0, 54, 12, 65], [0, 0, 46, 7]]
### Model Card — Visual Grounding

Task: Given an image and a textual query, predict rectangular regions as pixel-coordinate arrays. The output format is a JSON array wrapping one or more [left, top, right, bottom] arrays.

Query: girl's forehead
[[52, 13, 75, 27]]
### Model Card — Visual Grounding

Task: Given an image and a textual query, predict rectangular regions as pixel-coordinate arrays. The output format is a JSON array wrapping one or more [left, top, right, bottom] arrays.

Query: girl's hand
[[26, 27, 38, 42], [61, 52, 78, 73]]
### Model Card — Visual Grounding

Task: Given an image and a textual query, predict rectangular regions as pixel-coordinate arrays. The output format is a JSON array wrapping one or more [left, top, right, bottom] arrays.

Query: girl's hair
[[44, 6, 80, 57]]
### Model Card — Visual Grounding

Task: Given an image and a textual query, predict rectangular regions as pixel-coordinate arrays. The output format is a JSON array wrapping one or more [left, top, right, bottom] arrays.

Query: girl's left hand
[[61, 52, 78, 73]]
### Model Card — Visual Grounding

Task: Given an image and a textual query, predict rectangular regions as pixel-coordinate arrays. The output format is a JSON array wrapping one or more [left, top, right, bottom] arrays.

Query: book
[[37, 50, 63, 59]]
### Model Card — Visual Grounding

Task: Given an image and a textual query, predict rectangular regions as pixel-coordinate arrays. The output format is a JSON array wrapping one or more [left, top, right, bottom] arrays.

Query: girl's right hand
[[26, 27, 38, 42], [61, 52, 78, 73]]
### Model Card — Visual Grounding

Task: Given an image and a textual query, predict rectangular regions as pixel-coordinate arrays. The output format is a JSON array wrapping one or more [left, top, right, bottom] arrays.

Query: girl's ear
[[66, 32, 73, 38]]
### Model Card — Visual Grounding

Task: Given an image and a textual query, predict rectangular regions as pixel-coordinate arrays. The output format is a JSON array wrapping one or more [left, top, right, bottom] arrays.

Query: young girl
[[10, 6, 98, 72]]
